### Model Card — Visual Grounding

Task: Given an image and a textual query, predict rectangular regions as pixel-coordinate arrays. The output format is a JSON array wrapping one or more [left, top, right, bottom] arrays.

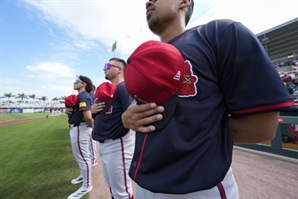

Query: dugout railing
[[235, 108, 298, 159]]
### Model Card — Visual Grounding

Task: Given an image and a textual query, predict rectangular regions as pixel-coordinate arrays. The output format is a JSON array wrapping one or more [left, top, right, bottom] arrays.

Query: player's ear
[[179, 0, 191, 9]]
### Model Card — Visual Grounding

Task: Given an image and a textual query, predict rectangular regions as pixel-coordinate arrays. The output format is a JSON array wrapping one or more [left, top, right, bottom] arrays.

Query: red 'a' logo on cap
[[179, 60, 198, 97]]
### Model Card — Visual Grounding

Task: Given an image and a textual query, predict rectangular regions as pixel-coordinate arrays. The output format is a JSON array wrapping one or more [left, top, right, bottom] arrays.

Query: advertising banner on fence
[[34, 108, 44, 113], [0, 109, 10, 113], [10, 108, 23, 113], [22, 109, 34, 113]]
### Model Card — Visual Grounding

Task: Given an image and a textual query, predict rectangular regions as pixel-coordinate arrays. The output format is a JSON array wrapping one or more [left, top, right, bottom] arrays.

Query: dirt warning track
[[0, 118, 43, 127]]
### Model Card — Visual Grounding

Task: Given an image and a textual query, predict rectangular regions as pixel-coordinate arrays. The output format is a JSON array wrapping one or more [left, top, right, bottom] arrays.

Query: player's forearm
[[228, 111, 279, 144], [85, 117, 94, 127], [83, 110, 94, 127]]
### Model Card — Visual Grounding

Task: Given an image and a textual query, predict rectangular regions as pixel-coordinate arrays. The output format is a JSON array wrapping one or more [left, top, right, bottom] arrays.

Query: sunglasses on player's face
[[104, 63, 122, 70], [74, 79, 85, 84]]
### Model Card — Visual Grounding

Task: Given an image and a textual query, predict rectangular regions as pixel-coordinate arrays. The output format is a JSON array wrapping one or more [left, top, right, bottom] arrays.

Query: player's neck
[[110, 75, 124, 85], [77, 88, 86, 93], [157, 22, 186, 42]]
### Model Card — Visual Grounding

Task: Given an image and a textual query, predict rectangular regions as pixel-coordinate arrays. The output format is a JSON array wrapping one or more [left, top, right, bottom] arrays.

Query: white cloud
[[23, 0, 158, 56], [0, 75, 75, 100], [26, 62, 76, 81], [0, 78, 29, 97]]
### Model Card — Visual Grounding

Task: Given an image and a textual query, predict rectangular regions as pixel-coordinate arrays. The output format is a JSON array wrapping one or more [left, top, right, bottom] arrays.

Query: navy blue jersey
[[129, 19, 295, 194], [90, 94, 95, 104], [92, 82, 133, 142], [68, 91, 93, 124]]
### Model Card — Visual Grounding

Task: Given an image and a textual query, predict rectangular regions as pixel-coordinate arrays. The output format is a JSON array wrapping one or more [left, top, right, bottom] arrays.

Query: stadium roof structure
[[256, 17, 298, 62]]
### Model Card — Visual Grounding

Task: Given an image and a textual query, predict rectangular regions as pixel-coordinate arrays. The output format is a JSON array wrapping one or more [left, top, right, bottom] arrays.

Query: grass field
[[0, 114, 89, 199], [0, 113, 51, 121]]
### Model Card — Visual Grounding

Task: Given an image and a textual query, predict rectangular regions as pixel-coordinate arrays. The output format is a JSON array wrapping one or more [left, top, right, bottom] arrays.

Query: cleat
[[71, 175, 83, 184], [68, 185, 92, 199]]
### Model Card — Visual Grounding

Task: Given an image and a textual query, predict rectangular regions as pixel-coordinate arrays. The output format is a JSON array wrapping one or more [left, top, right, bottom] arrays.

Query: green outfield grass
[[0, 115, 89, 199], [0, 113, 52, 121]]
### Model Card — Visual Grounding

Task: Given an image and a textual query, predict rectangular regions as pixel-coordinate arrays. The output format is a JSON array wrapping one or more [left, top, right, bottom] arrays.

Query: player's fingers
[[135, 114, 163, 133], [137, 105, 164, 118], [122, 102, 164, 132], [137, 125, 156, 133]]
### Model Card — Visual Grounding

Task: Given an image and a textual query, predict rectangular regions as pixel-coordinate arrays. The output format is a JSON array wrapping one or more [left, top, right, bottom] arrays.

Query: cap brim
[[152, 92, 178, 131]]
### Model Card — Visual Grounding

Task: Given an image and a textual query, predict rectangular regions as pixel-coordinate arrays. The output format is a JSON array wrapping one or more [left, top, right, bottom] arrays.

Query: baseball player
[[89, 84, 98, 167], [65, 86, 98, 167], [67, 75, 94, 199], [91, 58, 135, 199], [121, 0, 295, 199]]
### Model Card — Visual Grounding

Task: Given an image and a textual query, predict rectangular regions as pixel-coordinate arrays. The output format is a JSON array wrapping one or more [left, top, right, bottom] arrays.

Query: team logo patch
[[179, 60, 198, 97], [105, 105, 113, 114], [79, 102, 87, 107]]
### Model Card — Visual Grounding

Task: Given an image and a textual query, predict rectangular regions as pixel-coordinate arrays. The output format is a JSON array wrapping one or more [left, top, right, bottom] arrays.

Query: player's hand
[[121, 100, 164, 133], [91, 98, 105, 114], [65, 108, 73, 114]]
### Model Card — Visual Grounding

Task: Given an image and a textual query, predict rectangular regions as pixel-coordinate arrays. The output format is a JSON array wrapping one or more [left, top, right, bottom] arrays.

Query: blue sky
[[1, 0, 298, 102]]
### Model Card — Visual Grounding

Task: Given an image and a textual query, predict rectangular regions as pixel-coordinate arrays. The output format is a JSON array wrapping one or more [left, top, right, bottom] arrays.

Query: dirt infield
[[0, 118, 43, 127], [89, 147, 298, 199]]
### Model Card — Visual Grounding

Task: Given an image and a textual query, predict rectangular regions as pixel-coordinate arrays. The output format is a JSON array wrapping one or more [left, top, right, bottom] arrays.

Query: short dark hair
[[109, 57, 126, 67], [186, 0, 194, 26], [78, 75, 93, 93]]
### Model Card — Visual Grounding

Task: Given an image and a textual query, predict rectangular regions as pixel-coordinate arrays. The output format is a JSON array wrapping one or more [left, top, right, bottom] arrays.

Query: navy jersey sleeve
[[215, 21, 294, 114], [116, 82, 133, 111], [77, 92, 92, 111]]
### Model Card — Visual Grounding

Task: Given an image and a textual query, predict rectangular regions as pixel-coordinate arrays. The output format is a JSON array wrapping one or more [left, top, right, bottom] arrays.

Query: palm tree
[[52, 97, 59, 101], [15, 93, 27, 103], [60, 96, 66, 100], [52, 97, 59, 106], [1, 93, 15, 105], [59, 95, 66, 103], [38, 96, 48, 105], [29, 94, 36, 104]]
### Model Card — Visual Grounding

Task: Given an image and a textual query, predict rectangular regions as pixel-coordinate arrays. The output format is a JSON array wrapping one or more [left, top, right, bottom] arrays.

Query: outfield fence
[[0, 107, 65, 114]]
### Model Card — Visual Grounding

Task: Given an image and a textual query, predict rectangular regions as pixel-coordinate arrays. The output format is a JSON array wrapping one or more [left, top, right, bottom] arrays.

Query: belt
[[99, 139, 114, 143], [99, 130, 131, 143], [69, 122, 89, 128]]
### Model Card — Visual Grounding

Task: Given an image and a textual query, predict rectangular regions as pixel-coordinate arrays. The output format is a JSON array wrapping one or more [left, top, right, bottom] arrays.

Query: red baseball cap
[[64, 94, 78, 108], [124, 40, 185, 131], [95, 82, 117, 113]]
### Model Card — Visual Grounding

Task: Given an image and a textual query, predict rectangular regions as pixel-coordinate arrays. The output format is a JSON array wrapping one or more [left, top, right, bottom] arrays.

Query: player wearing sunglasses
[[91, 58, 135, 199], [67, 75, 94, 199]]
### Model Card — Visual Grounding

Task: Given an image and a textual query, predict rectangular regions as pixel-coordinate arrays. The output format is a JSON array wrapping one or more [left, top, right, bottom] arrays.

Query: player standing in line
[[121, 0, 295, 198], [91, 58, 135, 199], [89, 85, 98, 167], [67, 75, 94, 199], [65, 85, 98, 167]]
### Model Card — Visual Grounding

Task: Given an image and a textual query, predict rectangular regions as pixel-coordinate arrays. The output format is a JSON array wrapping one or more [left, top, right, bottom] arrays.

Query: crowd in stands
[[271, 56, 298, 99], [273, 56, 298, 69]]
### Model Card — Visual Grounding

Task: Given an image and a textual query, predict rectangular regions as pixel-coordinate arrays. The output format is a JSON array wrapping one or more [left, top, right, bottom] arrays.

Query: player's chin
[[148, 21, 159, 34]]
